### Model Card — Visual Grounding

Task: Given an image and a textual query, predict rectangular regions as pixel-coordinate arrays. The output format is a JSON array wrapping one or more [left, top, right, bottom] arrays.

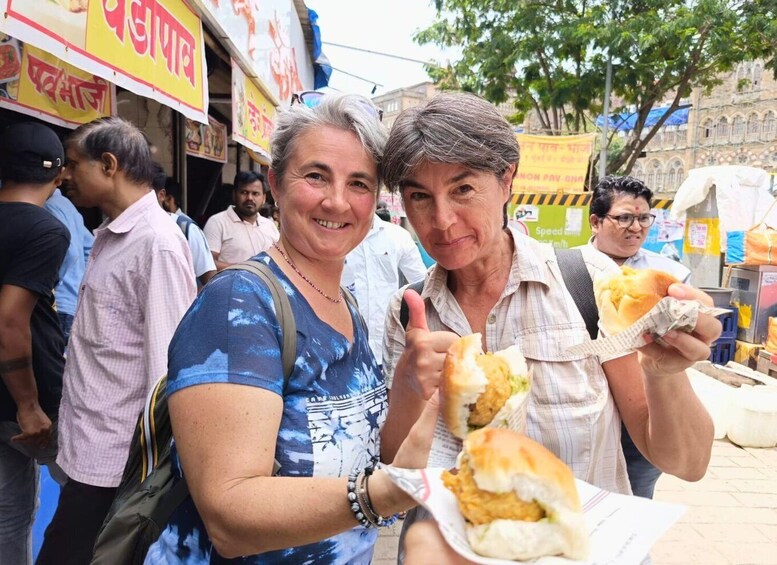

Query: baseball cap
[[0, 122, 64, 170]]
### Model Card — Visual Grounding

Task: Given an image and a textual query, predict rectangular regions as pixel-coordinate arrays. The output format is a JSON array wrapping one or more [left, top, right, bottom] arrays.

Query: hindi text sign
[[232, 61, 276, 159], [513, 133, 595, 193]]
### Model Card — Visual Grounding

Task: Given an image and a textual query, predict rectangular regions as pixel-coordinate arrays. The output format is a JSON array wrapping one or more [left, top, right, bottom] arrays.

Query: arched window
[[736, 63, 749, 89], [699, 118, 715, 145], [754, 63, 763, 88], [646, 160, 663, 190], [763, 111, 776, 140], [732, 115, 746, 141], [666, 160, 684, 192], [676, 124, 688, 147], [631, 162, 644, 181], [747, 113, 760, 139], [717, 117, 729, 142]]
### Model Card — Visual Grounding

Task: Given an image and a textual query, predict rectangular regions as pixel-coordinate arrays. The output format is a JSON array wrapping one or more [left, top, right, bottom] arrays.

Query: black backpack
[[91, 261, 301, 565]]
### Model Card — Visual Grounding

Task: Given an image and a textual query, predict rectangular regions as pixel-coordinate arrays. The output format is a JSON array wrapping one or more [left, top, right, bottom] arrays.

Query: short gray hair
[[383, 92, 520, 192], [67, 117, 154, 185], [270, 94, 388, 185]]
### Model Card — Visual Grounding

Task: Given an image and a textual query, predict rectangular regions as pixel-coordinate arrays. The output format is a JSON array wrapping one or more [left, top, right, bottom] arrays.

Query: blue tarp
[[308, 9, 332, 89], [596, 106, 691, 132]]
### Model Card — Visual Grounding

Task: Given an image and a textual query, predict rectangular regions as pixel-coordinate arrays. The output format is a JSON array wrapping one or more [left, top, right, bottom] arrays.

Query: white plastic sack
[[670, 166, 777, 251]]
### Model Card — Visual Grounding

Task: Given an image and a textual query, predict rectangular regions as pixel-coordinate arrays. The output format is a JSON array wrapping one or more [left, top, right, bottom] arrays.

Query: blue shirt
[[44, 189, 93, 315], [146, 254, 386, 564]]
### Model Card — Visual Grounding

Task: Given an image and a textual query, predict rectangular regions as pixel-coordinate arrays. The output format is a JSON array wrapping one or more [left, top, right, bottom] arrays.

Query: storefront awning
[[0, 0, 209, 123]]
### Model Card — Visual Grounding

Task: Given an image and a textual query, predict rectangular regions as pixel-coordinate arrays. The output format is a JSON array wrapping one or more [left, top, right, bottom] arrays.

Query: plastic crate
[[718, 307, 738, 340], [710, 338, 736, 365]]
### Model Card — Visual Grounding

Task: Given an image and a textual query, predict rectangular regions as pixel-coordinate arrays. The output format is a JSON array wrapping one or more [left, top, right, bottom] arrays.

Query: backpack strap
[[174, 214, 192, 239], [224, 260, 296, 385], [399, 279, 425, 330], [341, 287, 369, 338], [554, 248, 599, 340]]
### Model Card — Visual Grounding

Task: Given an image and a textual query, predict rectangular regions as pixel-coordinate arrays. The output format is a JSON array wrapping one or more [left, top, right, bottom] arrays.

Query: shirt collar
[[422, 225, 550, 298], [102, 190, 157, 235], [227, 205, 258, 225], [508, 226, 550, 288]]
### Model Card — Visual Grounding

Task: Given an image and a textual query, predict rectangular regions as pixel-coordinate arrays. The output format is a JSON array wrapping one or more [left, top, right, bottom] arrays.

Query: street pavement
[[373, 438, 777, 565]]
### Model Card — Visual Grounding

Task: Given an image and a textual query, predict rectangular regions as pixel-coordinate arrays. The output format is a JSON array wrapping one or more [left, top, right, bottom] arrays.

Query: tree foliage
[[416, 0, 776, 177]]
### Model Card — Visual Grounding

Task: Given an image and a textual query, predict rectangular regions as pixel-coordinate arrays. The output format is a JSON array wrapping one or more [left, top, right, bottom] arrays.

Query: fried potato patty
[[442, 458, 546, 526], [467, 354, 512, 427]]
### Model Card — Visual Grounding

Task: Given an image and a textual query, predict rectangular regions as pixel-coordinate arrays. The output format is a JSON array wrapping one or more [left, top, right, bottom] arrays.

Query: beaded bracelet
[[346, 465, 401, 528], [347, 470, 372, 528]]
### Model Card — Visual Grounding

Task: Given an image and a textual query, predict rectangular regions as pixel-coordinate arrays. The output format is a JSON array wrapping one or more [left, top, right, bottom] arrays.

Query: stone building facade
[[372, 82, 438, 129], [625, 61, 777, 196]]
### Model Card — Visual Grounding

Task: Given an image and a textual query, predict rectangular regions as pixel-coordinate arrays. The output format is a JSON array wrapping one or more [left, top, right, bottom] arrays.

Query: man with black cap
[[0, 121, 70, 565]]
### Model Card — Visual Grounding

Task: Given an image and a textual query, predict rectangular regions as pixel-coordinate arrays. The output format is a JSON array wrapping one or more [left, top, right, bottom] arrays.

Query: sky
[[305, 0, 456, 97]]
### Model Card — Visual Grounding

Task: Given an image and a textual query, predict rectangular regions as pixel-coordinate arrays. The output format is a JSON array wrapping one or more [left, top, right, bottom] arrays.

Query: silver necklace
[[273, 243, 343, 304]]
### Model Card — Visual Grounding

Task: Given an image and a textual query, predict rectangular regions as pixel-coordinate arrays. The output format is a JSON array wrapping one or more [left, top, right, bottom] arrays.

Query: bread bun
[[441, 334, 530, 439], [594, 266, 680, 335], [444, 428, 589, 561]]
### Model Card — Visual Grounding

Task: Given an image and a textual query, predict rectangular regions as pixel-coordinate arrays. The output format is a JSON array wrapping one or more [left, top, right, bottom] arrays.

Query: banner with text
[[0, 35, 114, 128], [0, 0, 208, 123], [185, 115, 228, 163], [513, 133, 595, 193], [190, 0, 313, 106], [232, 60, 276, 160]]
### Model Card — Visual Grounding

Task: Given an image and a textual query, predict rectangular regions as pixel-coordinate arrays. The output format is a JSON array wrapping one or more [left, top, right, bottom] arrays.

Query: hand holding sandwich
[[637, 283, 722, 379], [596, 269, 717, 481], [595, 267, 722, 378]]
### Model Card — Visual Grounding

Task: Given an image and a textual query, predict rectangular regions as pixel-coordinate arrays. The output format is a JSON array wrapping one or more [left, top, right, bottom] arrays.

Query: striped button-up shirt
[[383, 227, 630, 495], [57, 191, 196, 487]]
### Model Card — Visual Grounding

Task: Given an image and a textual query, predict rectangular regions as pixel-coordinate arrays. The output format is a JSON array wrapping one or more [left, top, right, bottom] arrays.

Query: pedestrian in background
[[36, 117, 196, 565], [151, 163, 216, 287], [0, 122, 69, 565], [343, 210, 426, 367], [203, 171, 279, 270], [577, 175, 691, 499], [44, 186, 93, 344]]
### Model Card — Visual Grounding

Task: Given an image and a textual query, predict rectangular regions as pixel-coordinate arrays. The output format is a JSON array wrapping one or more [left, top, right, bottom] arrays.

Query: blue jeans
[[621, 422, 662, 499], [0, 421, 65, 565], [57, 312, 74, 346]]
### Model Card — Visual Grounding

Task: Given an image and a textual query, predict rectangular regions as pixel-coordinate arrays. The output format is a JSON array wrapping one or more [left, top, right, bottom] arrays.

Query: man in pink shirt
[[203, 171, 279, 270], [36, 118, 196, 565]]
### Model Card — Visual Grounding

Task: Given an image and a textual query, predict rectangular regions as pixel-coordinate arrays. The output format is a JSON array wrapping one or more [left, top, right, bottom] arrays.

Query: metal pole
[[598, 56, 613, 180], [174, 112, 188, 213]]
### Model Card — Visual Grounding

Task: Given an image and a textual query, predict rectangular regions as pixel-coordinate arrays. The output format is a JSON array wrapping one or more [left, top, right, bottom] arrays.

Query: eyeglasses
[[605, 213, 656, 228], [290, 90, 383, 121]]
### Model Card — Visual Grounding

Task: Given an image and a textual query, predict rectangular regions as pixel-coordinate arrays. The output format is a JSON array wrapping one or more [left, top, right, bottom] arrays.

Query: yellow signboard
[[513, 134, 595, 193], [0, 36, 114, 128], [232, 60, 276, 159], [1, 0, 207, 123]]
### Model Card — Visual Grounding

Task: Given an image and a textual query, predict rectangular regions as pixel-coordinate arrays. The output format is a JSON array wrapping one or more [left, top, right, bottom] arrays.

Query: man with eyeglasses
[[577, 175, 691, 501], [583, 175, 691, 283]]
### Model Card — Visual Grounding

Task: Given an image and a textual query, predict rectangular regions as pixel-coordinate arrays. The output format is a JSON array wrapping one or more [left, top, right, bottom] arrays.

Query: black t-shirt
[[0, 202, 70, 421]]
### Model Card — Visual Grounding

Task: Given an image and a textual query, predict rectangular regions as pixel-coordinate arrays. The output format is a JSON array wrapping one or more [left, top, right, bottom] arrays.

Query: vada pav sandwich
[[441, 334, 530, 439], [443, 428, 589, 561], [594, 266, 680, 335]]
